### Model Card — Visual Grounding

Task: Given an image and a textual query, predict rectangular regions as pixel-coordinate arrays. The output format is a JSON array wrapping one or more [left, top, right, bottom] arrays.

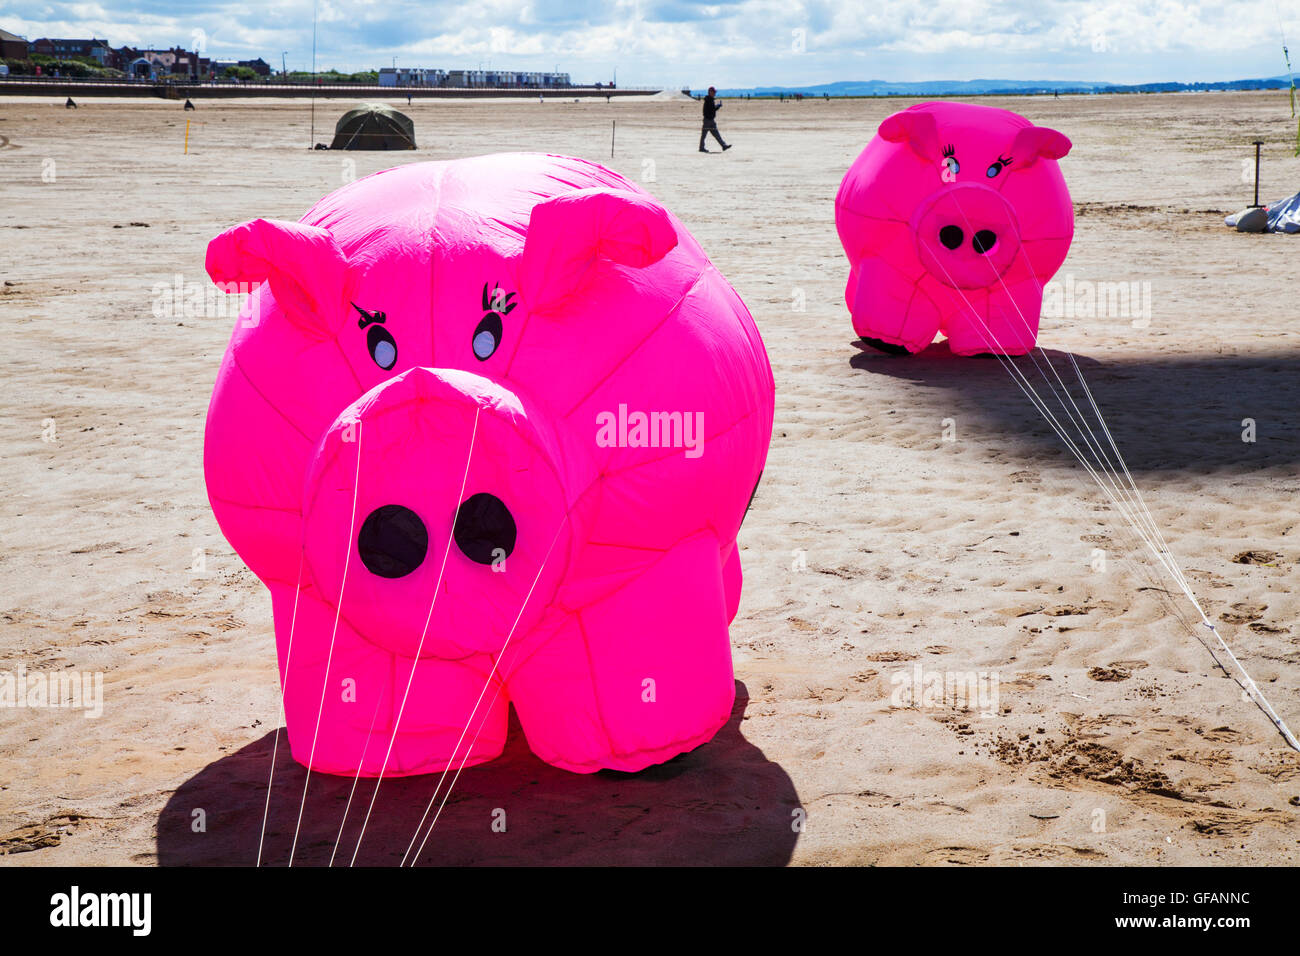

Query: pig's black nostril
[[939, 225, 964, 250], [358, 505, 428, 579], [453, 493, 517, 566], [972, 229, 998, 254]]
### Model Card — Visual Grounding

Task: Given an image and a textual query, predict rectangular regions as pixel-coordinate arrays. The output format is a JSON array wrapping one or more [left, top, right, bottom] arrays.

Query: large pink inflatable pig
[[204, 154, 774, 776], [835, 101, 1074, 355]]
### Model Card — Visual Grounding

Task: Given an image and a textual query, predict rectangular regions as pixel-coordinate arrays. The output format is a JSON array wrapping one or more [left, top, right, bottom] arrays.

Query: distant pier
[[0, 79, 658, 99]]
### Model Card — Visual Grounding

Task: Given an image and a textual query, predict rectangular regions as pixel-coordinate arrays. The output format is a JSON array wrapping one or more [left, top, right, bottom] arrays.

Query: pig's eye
[[367, 325, 397, 370], [986, 155, 1013, 178], [472, 314, 502, 361], [941, 144, 959, 176]]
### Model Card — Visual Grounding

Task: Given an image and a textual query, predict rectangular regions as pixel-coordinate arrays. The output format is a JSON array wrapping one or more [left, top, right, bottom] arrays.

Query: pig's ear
[[878, 108, 941, 160], [1009, 126, 1072, 167], [518, 188, 678, 313], [205, 218, 349, 334]]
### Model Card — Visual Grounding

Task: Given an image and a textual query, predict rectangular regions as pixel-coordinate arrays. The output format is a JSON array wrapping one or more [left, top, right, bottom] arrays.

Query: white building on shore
[[378, 67, 446, 87], [379, 67, 572, 89]]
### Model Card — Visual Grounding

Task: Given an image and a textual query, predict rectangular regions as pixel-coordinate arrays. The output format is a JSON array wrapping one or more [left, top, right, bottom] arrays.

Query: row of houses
[[1, 28, 580, 87], [377, 67, 573, 89], [0, 29, 270, 79]]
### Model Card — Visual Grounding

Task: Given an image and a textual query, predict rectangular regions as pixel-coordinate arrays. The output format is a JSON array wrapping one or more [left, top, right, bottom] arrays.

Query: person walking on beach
[[699, 86, 731, 153]]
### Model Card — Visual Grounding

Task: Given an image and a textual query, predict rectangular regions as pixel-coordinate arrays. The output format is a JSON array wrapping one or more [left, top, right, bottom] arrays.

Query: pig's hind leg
[[504, 531, 735, 773]]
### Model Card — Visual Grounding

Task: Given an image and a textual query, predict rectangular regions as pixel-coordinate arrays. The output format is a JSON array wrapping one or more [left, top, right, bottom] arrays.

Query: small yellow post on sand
[[184, 119, 190, 154]]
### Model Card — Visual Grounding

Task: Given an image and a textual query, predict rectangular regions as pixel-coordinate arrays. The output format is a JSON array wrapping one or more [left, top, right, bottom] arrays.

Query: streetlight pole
[[281, 51, 287, 81], [1251, 140, 1264, 208]]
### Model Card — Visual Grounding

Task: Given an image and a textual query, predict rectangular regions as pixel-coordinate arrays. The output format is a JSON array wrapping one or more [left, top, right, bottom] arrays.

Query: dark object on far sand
[[859, 336, 911, 356], [184, 99, 195, 111], [329, 103, 416, 150], [65, 97, 77, 109]]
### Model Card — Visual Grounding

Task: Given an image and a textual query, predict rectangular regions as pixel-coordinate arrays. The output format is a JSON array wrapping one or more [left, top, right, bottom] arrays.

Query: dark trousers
[[700, 120, 726, 149]]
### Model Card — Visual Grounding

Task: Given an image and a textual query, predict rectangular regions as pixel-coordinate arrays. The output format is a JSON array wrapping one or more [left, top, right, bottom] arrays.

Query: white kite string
[[255, 552, 305, 867], [339, 405, 483, 867], [928, 199, 1298, 750], [944, 199, 1298, 748], [325, 672, 390, 866], [1061, 341, 1299, 749], [401, 513, 570, 867], [287, 420, 365, 865]]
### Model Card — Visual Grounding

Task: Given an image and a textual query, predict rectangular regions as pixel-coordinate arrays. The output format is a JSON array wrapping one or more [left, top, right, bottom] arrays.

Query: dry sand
[[0, 90, 1298, 865]]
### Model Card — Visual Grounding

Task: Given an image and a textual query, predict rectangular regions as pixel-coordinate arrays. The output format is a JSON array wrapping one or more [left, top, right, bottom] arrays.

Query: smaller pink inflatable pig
[[835, 101, 1074, 356]]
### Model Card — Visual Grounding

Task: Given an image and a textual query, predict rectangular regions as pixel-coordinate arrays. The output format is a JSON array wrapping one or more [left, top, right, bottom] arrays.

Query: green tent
[[329, 103, 416, 150]]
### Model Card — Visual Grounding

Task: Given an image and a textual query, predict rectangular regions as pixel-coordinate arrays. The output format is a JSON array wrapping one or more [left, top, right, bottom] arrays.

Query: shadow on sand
[[157, 682, 801, 866], [850, 341, 1300, 473]]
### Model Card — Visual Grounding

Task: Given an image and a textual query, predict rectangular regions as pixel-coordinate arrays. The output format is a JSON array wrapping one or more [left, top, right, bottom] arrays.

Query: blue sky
[[3, 0, 1297, 88]]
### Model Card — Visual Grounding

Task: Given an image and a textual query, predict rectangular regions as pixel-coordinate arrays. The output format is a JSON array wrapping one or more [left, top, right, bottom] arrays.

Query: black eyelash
[[352, 302, 386, 329], [480, 281, 518, 315], [998, 154, 1013, 166], [942, 143, 955, 158]]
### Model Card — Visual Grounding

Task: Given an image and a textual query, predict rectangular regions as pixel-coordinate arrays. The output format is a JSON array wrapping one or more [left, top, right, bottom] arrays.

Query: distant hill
[[701, 76, 1295, 97]]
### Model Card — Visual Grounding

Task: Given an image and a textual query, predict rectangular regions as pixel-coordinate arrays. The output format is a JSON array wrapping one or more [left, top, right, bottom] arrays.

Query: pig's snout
[[914, 184, 1021, 289], [302, 367, 570, 659]]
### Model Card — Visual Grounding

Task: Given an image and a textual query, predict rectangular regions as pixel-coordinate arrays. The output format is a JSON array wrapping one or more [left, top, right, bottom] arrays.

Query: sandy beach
[[1, 89, 1297, 865]]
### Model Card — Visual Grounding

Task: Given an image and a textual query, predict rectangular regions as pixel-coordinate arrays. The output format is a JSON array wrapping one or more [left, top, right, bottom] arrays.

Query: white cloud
[[3, 0, 1297, 86]]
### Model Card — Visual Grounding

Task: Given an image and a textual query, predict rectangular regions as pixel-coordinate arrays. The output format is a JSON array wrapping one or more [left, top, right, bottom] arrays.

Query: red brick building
[[28, 37, 115, 66], [0, 28, 28, 60]]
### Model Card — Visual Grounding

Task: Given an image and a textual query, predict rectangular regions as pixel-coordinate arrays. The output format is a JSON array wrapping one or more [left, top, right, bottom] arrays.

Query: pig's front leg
[[945, 277, 1042, 356], [503, 531, 735, 773], [272, 583, 509, 777], [850, 258, 941, 355]]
